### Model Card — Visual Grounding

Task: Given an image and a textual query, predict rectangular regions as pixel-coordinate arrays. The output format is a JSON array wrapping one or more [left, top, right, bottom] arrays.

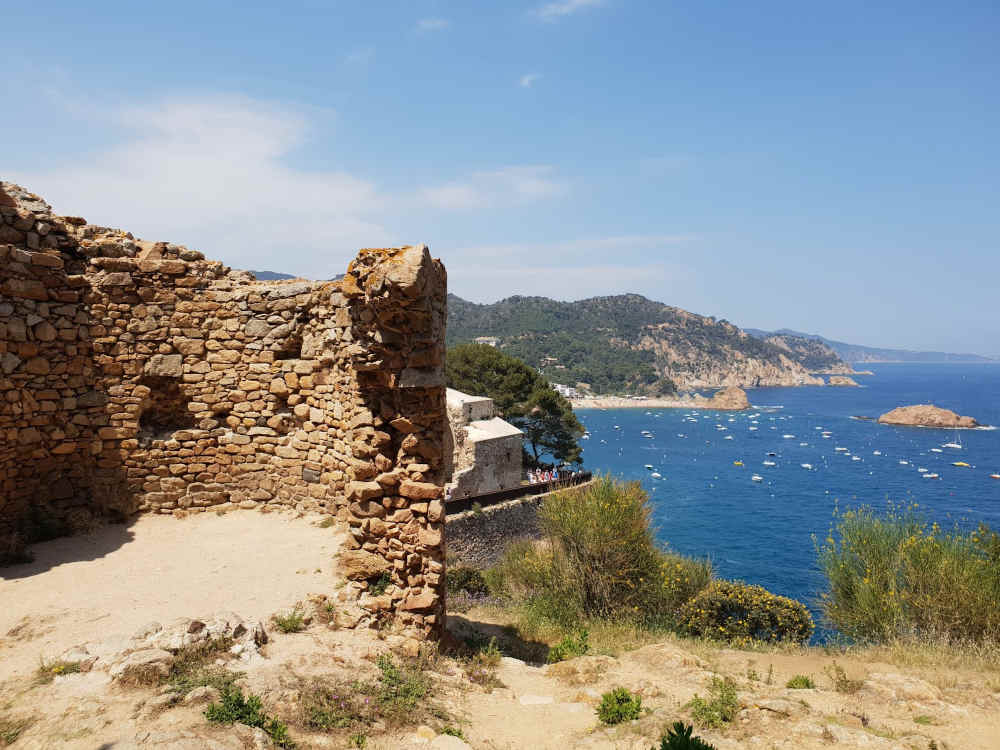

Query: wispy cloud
[[532, 0, 604, 22], [9, 94, 393, 278], [519, 72, 542, 88], [446, 235, 699, 302], [419, 165, 566, 210], [343, 47, 375, 67], [415, 18, 450, 32]]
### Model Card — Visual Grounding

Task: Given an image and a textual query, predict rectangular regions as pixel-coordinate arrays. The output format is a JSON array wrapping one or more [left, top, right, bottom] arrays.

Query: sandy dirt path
[[0, 510, 344, 678]]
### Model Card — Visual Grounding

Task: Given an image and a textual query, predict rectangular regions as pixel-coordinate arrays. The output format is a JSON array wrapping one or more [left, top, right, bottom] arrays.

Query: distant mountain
[[250, 270, 298, 280], [248, 271, 345, 282], [448, 294, 850, 394], [745, 328, 997, 364]]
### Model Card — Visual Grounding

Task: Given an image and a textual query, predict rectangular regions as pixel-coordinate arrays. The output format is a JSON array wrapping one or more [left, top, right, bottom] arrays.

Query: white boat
[[749, 427, 758, 431], [763, 460, 776, 466], [924, 473, 940, 479], [751, 474, 763, 482], [942, 431, 962, 450], [835, 447, 848, 452], [651, 472, 662, 478], [899, 460, 909, 465], [852, 456, 861, 461], [799, 442, 808, 446], [645, 464, 654, 470], [801, 463, 813, 469], [783, 434, 795, 439], [873, 450, 882, 455], [917, 467, 927, 473], [931, 448, 943, 453]]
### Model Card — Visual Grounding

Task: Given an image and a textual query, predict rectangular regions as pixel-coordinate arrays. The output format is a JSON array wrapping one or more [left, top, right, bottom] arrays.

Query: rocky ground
[[2, 514, 999, 749]]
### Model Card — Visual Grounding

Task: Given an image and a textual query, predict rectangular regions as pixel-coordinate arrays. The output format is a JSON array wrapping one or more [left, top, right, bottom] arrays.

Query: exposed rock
[[877, 404, 980, 428], [697, 385, 750, 410], [340, 549, 392, 580], [183, 686, 221, 705], [828, 375, 859, 387], [109, 648, 173, 683]]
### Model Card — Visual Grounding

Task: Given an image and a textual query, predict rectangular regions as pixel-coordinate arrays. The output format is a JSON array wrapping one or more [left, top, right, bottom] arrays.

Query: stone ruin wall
[[0, 181, 448, 639]]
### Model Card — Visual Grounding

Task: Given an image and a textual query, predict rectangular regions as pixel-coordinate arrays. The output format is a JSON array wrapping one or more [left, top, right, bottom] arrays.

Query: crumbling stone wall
[[0, 181, 447, 638]]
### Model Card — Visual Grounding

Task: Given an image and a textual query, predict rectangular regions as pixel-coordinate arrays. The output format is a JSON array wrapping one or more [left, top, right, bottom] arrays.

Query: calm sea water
[[576, 364, 1000, 638]]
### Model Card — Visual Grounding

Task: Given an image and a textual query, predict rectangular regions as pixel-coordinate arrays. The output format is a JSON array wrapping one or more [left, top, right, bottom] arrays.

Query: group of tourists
[[527, 468, 562, 484]]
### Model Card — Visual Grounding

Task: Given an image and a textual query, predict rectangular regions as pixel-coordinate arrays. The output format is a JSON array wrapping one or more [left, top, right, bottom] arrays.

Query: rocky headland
[[877, 404, 981, 428], [570, 386, 750, 411]]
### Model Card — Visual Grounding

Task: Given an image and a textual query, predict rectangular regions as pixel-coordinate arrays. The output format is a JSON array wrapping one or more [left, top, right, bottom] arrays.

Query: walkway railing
[[445, 471, 593, 515]]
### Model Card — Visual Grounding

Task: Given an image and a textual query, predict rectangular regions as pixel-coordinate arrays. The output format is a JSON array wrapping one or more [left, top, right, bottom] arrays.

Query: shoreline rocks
[[877, 404, 980, 429]]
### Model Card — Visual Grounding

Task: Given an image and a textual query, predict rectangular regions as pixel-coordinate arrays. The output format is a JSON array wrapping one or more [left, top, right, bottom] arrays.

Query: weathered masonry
[[0, 181, 447, 638]]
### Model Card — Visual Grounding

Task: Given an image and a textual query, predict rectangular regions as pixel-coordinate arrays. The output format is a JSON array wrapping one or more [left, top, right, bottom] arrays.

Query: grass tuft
[[273, 607, 307, 634], [205, 687, 294, 748], [34, 659, 82, 686], [785, 674, 815, 689]]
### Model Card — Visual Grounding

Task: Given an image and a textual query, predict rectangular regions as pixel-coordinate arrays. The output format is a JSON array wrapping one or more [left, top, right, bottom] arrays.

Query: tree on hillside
[[445, 343, 585, 468]]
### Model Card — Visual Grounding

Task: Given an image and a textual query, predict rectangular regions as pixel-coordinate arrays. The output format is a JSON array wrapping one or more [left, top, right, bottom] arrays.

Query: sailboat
[[942, 430, 962, 450]]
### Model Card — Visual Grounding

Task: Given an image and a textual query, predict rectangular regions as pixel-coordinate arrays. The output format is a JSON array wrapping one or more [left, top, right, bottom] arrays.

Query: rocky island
[[696, 385, 751, 410], [827, 375, 859, 387], [877, 404, 980, 428]]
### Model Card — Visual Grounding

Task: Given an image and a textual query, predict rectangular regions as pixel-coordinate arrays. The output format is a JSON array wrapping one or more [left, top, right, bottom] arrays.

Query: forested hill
[[447, 294, 849, 394]]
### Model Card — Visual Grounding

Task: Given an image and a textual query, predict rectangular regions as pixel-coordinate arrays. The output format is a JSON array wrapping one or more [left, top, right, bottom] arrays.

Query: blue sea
[[576, 364, 1000, 638]]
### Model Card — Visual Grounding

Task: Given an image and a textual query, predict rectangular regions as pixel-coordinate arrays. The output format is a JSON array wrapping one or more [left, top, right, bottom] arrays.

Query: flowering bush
[[678, 580, 813, 645], [816, 505, 1000, 643]]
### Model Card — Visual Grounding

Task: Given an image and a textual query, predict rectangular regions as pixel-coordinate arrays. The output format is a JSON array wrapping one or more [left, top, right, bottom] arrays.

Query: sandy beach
[[570, 396, 700, 409]]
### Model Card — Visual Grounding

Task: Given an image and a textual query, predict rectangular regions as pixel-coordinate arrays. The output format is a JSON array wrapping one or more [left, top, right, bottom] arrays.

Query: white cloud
[[419, 165, 566, 210], [532, 0, 603, 21], [416, 18, 450, 32], [519, 72, 542, 88], [9, 94, 394, 278]]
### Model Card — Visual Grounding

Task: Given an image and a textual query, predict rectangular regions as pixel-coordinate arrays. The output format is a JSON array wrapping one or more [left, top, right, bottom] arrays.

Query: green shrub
[[785, 674, 815, 689], [273, 607, 306, 634], [686, 677, 739, 728], [369, 573, 392, 597], [547, 629, 590, 663], [446, 566, 489, 596], [655, 721, 718, 750], [816, 506, 1000, 643], [678, 580, 814, 645], [597, 687, 643, 725], [205, 687, 294, 748], [487, 477, 712, 628]]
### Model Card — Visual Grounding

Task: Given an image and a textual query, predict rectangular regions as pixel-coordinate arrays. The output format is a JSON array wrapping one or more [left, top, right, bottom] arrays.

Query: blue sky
[[3, 1, 997, 354]]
